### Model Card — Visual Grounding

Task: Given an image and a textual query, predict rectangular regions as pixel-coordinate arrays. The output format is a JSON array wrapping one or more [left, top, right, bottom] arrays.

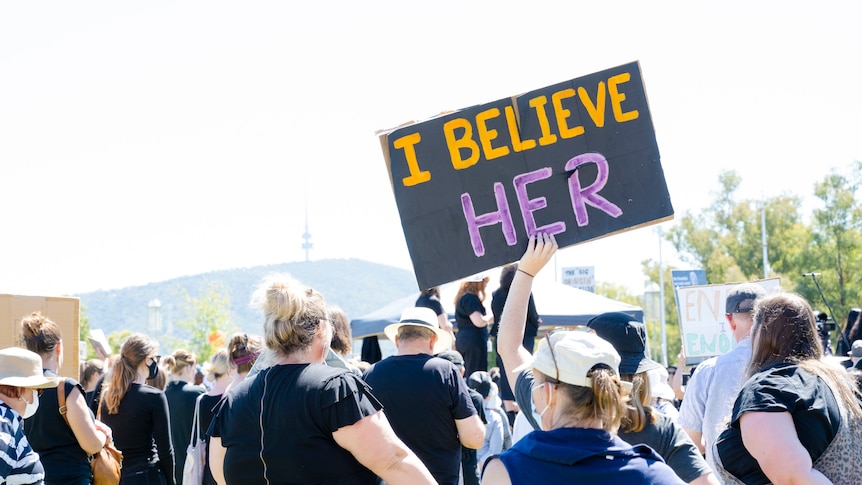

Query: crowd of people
[[3, 233, 862, 484]]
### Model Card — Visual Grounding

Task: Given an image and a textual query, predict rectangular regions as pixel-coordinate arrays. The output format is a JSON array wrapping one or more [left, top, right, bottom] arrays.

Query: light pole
[[643, 282, 661, 361], [148, 299, 162, 333]]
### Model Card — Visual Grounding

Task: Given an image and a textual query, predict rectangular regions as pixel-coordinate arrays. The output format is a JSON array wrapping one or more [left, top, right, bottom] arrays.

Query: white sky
[[1, 1, 860, 297]]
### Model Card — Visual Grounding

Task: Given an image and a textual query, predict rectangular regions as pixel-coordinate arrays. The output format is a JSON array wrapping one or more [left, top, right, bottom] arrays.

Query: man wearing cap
[[0, 347, 60, 484], [363, 307, 485, 485], [847, 340, 862, 370], [678, 282, 766, 481]]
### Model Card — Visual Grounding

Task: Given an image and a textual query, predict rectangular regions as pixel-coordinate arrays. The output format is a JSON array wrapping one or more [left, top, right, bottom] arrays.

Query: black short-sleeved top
[[24, 372, 91, 482], [210, 363, 381, 485], [416, 294, 445, 316], [363, 354, 477, 485], [456, 294, 487, 338], [100, 383, 175, 484], [715, 363, 841, 485], [490, 289, 539, 346], [164, 380, 204, 484], [198, 393, 223, 485]]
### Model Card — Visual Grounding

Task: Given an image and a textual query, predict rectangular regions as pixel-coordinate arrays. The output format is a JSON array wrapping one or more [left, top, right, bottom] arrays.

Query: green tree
[[667, 169, 809, 286], [800, 163, 862, 343], [78, 304, 98, 360], [595, 281, 641, 307], [170, 282, 237, 363], [640, 260, 681, 366]]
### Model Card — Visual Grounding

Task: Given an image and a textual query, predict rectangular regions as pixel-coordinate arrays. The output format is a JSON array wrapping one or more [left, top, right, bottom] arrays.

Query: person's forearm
[[376, 455, 437, 485]]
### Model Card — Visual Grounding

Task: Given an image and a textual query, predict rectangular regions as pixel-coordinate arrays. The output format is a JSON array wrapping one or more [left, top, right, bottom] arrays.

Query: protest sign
[[677, 278, 781, 360], [380, 61, 673, 289], [562, 266, 595, 293]]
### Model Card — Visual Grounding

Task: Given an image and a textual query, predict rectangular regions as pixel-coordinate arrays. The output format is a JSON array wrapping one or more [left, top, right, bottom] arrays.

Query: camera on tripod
[[816, 311, 836, 333]]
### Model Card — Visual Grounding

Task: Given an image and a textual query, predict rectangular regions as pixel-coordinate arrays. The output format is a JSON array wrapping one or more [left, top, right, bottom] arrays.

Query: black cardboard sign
[[380, 61, 673, 290]]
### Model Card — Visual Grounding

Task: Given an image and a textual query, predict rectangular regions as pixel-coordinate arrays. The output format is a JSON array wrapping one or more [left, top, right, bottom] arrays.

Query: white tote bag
[[183, 394, 206, 485]]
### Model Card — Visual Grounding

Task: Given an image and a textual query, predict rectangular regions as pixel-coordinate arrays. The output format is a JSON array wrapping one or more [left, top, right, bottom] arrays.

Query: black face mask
[[146, 359, 159, 380]]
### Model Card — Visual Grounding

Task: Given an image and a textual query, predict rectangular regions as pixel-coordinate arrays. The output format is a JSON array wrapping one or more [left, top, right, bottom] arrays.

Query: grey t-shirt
[[620, 414, 712, 483]]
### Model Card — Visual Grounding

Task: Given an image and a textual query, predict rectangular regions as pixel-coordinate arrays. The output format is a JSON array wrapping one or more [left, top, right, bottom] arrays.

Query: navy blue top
[[491, 427, 685, 484]]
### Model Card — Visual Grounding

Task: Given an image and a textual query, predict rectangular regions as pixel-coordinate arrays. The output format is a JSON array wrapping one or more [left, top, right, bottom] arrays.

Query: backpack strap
[[57, 377, 70, 426]]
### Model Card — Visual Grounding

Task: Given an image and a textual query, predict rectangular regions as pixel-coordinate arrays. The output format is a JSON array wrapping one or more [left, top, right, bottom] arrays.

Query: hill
[[75, 259, 416, 339]]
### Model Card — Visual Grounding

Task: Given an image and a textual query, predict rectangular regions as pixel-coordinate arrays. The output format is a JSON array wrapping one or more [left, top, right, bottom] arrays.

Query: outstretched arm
[[497, 233, 558, 390]]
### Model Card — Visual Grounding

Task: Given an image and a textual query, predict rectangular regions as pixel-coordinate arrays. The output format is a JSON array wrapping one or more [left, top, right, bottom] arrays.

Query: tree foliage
[[660, 163, 862, 353], [169, 282, 237, 363], [667, 170, 810, 287]]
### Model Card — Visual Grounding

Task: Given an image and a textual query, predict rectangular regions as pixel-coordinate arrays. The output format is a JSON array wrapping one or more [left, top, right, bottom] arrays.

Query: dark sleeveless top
[[24, 371, 92, 482]]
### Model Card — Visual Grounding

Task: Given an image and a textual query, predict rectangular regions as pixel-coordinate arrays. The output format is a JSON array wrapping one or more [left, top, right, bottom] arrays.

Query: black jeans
[[120, 465, 166, 485]]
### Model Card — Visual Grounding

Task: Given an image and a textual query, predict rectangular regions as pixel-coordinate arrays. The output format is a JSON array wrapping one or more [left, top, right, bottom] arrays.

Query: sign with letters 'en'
[[379, 61, 673, 290], [677, 278, 782, 360]]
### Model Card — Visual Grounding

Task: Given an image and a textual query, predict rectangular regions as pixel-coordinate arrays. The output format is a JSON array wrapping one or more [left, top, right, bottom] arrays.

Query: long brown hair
[[454, 278, 488, 306], [618, 372, 657, 433], [104, 334, 158, 414], [749, 292, 862, 419]]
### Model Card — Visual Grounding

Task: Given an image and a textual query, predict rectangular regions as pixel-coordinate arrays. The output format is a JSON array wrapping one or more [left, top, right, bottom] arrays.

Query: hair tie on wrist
[[517, 268, 534, 278]]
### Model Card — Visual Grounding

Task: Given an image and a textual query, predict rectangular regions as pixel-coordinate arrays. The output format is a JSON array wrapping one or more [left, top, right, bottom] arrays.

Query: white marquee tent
[[351, 269, 643, 340]]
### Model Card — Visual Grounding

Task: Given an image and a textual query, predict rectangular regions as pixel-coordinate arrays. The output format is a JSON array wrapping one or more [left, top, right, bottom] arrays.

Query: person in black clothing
[[163, 349, 204, 484], [198, 349, 231, 485], [490, 263, 541, 426], [20, 312, 111, 485], [437, 349, 486, 485], [364, 307, 485, 485], [416, 286, 455, 344], [454, 275, 491, 377], [209, 273, 435, 485], [101, 333, 174, 485]]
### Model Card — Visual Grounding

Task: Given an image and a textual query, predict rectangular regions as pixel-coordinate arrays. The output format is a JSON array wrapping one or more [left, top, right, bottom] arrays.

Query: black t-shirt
[[100, 383, 175, 484], [210, 363, 381, 485], [164, 380, 204, 484], [198, 393, 223, 485], [24, 373, 91, 482], [715, 363, 841, 485], [416, 294, 445, 316], [490, 289, 539, 347], [363, 354, 477, 485], [456, 294, 487, 339]]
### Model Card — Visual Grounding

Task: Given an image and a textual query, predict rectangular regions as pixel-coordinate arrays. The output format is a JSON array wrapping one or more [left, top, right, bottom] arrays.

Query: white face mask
[[22, 389, 39, 419], [531, 382, 552, 431]]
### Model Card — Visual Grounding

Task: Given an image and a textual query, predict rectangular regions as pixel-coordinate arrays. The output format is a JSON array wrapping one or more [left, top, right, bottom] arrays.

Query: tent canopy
[[350, 271, 643, 340]]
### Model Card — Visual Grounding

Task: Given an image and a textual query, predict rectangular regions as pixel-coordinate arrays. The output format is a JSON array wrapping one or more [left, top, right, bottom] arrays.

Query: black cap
[[587, 312, 661, 375], [436, 349, 464, 367], [467, 371, 492, 398]]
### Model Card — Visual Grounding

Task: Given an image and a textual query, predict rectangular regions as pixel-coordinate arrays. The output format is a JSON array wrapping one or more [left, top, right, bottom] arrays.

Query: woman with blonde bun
[[163, 349, 204, 484], [209, 274, 435, 485], [197, 349, 231, 485]]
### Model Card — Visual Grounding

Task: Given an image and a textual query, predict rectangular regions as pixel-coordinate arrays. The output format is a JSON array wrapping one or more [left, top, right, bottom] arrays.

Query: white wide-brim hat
[[0, 347, 60, 389], [384, 307, 453, 355]]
